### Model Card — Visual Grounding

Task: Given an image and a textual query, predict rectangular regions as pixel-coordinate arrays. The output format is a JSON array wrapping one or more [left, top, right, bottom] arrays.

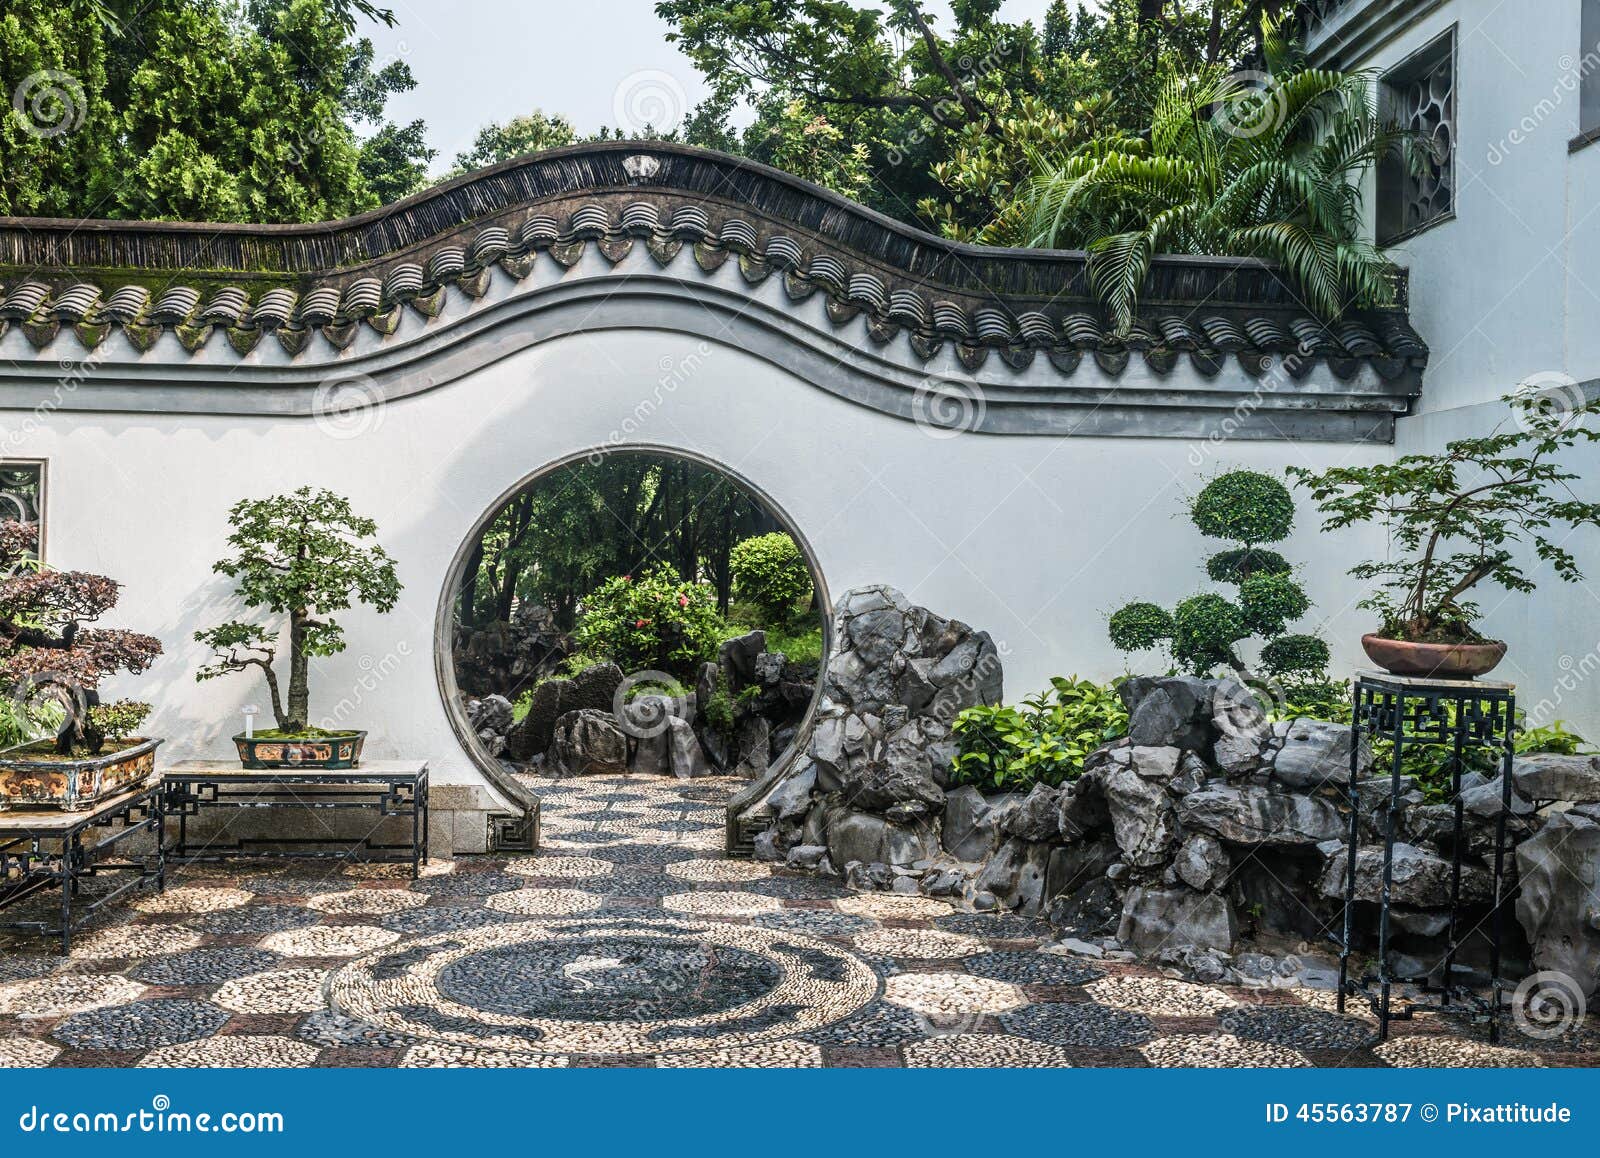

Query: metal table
[[1337, 671, 1517, 1042], [0, 782, 166, 953], [163, 761, 429, 879]]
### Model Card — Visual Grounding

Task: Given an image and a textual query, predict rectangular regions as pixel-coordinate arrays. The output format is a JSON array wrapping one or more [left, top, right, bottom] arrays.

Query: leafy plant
[[1013, 24, 1407, 332], [728, 532, 812, 624], [195, 488, 401, 735], [571, 565, 725, 679], [81, 699, 152, 755], [1108, 470, 1326, 680], [0, 521, 162, 755], [1290, 391, 1600, 643], [950, 676, 1129, 792]]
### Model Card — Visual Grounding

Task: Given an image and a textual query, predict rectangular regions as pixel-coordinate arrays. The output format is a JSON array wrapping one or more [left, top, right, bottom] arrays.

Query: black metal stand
[[163, 765, 429, 879], [1337, 671, 1517, 1042], [0, 784, 166, 954]]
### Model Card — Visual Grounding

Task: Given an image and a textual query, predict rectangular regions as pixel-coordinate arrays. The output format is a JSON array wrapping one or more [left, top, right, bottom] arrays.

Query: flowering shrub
[[572, 565, 726, 677]]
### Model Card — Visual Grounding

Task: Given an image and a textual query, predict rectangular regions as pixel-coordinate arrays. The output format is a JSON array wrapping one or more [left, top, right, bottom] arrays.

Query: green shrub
[[1206, 547, 1290, 584], [572, 565, 726, 677], [1239, 572, 1311, 637], [1171, 594, 1247, 674], [950, 676, 1128, 792], [1260, 634, 1331, 681], [1189, 470, 1294, 544], [83, 700, 152, 754], [1107, 602, 1174, 653], [729, 532, 812, 623]]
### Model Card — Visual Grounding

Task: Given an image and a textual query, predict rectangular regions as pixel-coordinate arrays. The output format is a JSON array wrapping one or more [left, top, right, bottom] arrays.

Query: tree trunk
[[286, 610, 310, 732], [460, 537, 485, 626]]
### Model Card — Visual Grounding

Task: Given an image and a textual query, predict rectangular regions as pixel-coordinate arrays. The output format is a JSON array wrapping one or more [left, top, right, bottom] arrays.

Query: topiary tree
[[728, 532, 812, 624], [1108, 469, 1327, 681], [195, 488, 401, 735], [0, 522, 163, 754]]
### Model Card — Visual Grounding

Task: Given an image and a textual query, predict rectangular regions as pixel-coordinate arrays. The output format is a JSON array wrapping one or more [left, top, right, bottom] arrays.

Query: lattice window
[[0, 461, 45, 558], [1378, 29, 1456, 245]]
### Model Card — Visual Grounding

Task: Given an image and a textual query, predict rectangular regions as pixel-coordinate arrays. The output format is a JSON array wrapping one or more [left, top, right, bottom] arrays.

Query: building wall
[[1314, 0, 1600, 736], [14, 327, 1389, 803]]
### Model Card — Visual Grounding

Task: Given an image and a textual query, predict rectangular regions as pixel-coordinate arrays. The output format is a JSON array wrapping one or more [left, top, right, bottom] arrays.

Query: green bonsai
[[195, 488, 401, 735], [1108, 470, 1328, 681], [1290, 390, 1600, 644]]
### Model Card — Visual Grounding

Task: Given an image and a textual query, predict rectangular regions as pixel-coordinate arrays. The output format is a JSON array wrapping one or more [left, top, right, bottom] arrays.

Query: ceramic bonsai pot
[[1361, 633, 1508, 680], [234, 730, 365, 770], [0, 737, 163, 812]]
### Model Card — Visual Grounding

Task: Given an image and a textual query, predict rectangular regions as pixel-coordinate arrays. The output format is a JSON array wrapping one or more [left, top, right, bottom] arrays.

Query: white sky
[[366, 0, 1070, 173]]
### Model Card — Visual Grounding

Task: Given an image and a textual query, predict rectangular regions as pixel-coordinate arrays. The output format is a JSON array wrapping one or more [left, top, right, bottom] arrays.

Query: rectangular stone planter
[[0, 737, 163, 812], [234, 731, 365, 770]]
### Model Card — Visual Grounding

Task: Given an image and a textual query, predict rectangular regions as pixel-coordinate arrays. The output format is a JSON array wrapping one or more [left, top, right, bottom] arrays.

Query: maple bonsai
[[195, 488, 401, 735], [0, 521, 162, 755]]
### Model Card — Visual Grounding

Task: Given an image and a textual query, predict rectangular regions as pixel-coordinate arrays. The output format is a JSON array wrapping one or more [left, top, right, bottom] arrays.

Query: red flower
[[635, 618, 649, 628], [677, 594, 689, 607], [621, 574, 631, 582]]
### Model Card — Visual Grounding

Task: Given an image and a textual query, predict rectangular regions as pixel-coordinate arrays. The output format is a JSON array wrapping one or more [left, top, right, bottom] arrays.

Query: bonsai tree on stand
[[1290, 389, 1600, 677], [195, 487, 401, 737], [0, 521, 161, 755]]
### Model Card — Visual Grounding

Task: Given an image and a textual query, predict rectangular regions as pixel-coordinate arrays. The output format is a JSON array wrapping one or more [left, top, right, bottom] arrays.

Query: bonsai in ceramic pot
[[1291, 389, 1600, 680], [195, 488, 400, 768], [0, 521, 164, 810]]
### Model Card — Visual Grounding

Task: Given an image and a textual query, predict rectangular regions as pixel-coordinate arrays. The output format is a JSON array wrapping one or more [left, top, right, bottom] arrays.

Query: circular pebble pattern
[[665, 859, 773, 883], [214, 968, 330, 1014], [884, 973, 1026, 1017], [656, 1040, 823, 1067], [53, 999, 230, 1050], [140, 1034, 320, 1067], [72, 924, 203, 960], [964, 951, 1105, 986], [261, 924, 400, 957], [1218, 1005, 1373, 1050], [507, 856, 616, 880], [1375, 1036, 1545, 1068], [835, 894, 952, 920], [662, 891, 783, 918], [327, 915, 877, 1056], [132, 886, 252, 914], [1141, 1033, 1310, 1068], [306, 889, 428, 915], [130, 948, 282, 986], [484, 889, 605, 916], [854, 928, 983, 960], [0, 1036, 60, 1066], [0, 973, 146, 1017], [1084, 976, 1238, 1017], [401, 1044, 570, 1068], [1000, 1002, 1153, 1048], [182, 903, 319, 936], [903, 1033, 1077, 1068], [752, 910, 874, 937]]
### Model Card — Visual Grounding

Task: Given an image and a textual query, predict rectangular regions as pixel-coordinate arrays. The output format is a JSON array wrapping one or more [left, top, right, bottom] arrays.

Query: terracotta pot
[[234, 731, 365, 770], [1360, 633, 1507, 679]]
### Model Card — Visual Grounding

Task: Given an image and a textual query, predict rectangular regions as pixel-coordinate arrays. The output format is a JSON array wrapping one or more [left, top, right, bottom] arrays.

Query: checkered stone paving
[[0, 771, 1583, 1068]]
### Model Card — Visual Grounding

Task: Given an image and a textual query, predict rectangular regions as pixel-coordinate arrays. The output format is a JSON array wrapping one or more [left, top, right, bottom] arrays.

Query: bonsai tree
[[1108, 469, 1329, 682], [0, 521, 162, 754], [195, 488, 401, 734], [1290, 391, 1600, 643]]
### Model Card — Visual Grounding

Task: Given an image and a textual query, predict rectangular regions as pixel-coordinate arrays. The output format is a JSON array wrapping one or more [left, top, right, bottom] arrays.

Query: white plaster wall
[[15, 328, 1389, 800]]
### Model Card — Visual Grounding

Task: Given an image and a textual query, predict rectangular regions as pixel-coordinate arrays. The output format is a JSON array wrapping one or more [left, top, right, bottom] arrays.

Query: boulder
[[1119, 675, 1214, 750], [836, 752, 945, 816], [466, 694, 515, 737], [666, 717, 712, 779], [1003, 784, 1063, 842], [825, 809, 932, 868], [975, 838, 1054, 914], [1178, 784, 1344, 847], [1210, 679, 1272, 776], [1118, 885, 1237, 954], [768, 761, 818, 819], [1129, 745, 1181, 781], [1171, 833, 1231, 891], [1317, 842, 1492, 906], [1514, 810, 1600, 998], [1270, 718, 1369, 790], [733, 716, 771, 779], [547, 709, 629, 777], [506, 679, 566, 759], [565, 662, 624, 714], [1100, 758, 1180, 867], [1512, 754, 1600, 803], [785, 844, 830, 871], [941, 786, 1020, 863], [754, 650, 787, 687]]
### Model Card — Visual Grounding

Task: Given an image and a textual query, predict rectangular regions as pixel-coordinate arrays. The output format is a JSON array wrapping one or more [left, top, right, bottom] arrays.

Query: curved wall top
[[0, 142, 1424, 442]]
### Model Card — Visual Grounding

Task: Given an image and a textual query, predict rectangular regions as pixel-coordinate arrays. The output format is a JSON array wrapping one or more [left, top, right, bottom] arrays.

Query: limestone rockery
[[732, 586, 1600, 998]]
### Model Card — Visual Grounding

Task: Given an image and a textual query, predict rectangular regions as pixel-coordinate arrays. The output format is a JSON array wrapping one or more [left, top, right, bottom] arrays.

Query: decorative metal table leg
[[1338, 686, 1363, 1016], [1377, 701, 1405, 1042]]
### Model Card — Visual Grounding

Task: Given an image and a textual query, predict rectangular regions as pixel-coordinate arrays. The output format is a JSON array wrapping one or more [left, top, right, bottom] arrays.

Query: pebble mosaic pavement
[[1, 773, 1593, 1068]]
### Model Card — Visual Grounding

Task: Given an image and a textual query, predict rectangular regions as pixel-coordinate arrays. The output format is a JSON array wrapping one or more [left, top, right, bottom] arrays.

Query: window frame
[[1377, 25, 1458, 247], [0, 459, 49, 561]]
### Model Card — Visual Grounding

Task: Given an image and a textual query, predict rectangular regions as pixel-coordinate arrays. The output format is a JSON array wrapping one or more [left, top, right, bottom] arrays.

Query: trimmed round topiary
[[1190, 470, 1295, 545], [1239, 571, 1311, 637], [1260, 633, 1332, 680], [1205, 546, 1292, 585], [1171, 593, 1247, 674], [1108, 601, 1175, 652], [729, 532, 813, 622]]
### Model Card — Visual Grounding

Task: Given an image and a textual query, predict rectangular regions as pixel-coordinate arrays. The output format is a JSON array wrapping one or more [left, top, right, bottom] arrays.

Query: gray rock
[[846, 609, 906, 667], [467, 694, 515, 737], [718, 631, 767, 683], [1118, 885, 1237, 954], [547, 709, 628, 776], [1052, 937, 1105, 959], [1179, 784, 1344, 847], [974, 837, 1053, 914], [1170, 752, 1210, 796], [972, 890, 998, 911], [941, 786, 1019, 863], [1271, 718, 1369, 790], [845, 860, 897, 891], [666, 717, 712, 779], [1101, 762, 1179, 867], [752, 829, 785, 862], [566, 662, 624, 714], [1172, 833, 1230, 891], [825, 809, 932, 868], [1318, 842, 1492, 906], [768, 761, 817, 819], [506, 679, 567, 759], [1515, 810, 1600, 999], [734, 715, 771, 779], [754, 651, 787, 687], [920, 866, 969, 896], [1210, 679, 1272, 776], [1129, 746, 1181, 781], [1120, 676, 1215, 750], [785, 844, 830, 871], [836, 753, 945, 815], [1003, 784, 1063, 842], [1459, 774, 1535, 818], [1512, 754, 1600, 803]]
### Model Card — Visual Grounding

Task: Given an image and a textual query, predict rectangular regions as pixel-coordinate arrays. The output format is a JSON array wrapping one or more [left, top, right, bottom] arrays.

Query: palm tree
[[1015, 32, 1410, 333]]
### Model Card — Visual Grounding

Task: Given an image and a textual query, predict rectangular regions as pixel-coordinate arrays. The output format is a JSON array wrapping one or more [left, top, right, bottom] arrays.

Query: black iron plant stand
[[1337, 671, 1518, 1043]]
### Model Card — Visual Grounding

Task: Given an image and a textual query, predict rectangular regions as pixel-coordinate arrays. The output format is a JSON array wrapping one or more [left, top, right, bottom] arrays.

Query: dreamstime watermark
[[1511, 369, 1590, 435], [911, 375, 987, 439], [612, 69, 688, 137], [283, 42, 412, 172], [11, 69, 86, 139], [0, 351, 106, 455], [612, 670, 692, 743], [882, 34, 1021, 168], [1523, 639, 1600, 731], [16, 1094, 283, 1135], [1211, 673, 1287, 744], [1211, 70, 1287, 140], [1511, 970, 1588, 1040], [586, 343, 713, 462], [1488, 46, 1600, 164], [312, 371, 385, 440], [1186, 342, 1316, 466], [316, 642, 412, 731]]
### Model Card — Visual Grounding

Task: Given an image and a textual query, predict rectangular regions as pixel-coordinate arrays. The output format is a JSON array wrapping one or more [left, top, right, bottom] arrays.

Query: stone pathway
[[0, 773, 1591, 1068]]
